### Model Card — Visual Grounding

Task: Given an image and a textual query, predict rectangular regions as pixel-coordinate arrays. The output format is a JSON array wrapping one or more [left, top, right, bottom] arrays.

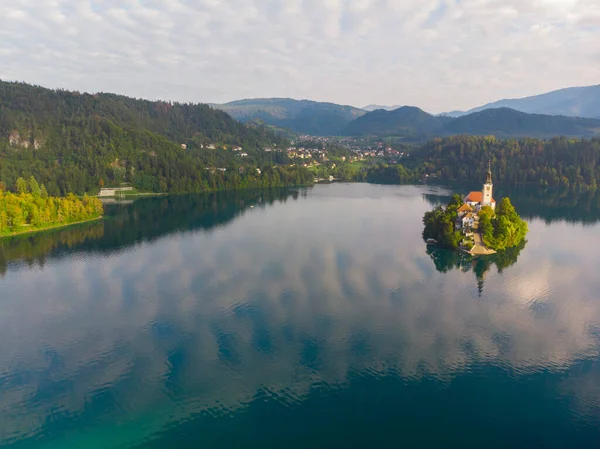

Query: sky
[[0, 0, 599, 113]]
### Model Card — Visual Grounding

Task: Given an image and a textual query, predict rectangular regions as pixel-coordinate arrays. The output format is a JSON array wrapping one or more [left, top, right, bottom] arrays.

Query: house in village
[[456, 204, 475, 232]]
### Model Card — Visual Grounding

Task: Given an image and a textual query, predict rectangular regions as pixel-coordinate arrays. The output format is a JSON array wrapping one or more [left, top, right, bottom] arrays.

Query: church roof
[[464, 191, 496, 204], [465, 191, 483, 203]]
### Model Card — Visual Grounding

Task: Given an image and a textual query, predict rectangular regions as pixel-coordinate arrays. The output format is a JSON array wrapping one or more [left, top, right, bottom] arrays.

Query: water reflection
[[0, 188, 304, 276], [426, 242, 525, 296], [1, 184, 600, 448]]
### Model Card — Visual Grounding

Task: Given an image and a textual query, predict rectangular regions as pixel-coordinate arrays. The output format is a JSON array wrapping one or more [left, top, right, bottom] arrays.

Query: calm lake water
[[2, 184, 600, 448]]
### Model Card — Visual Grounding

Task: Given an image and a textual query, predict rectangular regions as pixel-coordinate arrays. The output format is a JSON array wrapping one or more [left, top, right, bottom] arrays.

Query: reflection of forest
[[426, 241, 525, 296], [424, 186, 600, 224], [0, 222, 105, 276], [0, 188, 305, 275]]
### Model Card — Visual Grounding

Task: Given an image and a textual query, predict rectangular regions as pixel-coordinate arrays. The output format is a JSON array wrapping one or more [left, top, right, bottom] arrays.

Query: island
[[422, 163, 528, 254], [0, 177, 104, 237]]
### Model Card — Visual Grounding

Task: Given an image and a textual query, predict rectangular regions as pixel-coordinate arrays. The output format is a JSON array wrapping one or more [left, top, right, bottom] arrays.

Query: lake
[[1, 184, 600, 448]]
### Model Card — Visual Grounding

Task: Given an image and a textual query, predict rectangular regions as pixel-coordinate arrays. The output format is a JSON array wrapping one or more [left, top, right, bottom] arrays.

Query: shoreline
[[0, 216, 103, 239]]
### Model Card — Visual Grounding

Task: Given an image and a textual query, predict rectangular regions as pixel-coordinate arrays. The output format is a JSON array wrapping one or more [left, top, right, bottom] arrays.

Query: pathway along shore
[[470, 231, 497, 256]]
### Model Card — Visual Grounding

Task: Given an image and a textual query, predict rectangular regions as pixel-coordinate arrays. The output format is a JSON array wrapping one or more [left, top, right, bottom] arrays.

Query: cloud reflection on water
[[1, 184, 600, 445]]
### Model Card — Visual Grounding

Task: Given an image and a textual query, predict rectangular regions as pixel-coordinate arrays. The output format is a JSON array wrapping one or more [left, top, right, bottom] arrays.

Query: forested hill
[[0, 81, 284, 149], [414, 135, 600, 190], [0, 81, 314, 196], [211, 98, 366, 136], [345, 106, 600, 139], [345, 106, 448, 138]]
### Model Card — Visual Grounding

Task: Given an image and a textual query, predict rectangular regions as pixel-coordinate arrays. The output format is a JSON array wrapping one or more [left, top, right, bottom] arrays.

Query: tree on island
[[422, 194, 464, 249], [478, 198, 528, 251]]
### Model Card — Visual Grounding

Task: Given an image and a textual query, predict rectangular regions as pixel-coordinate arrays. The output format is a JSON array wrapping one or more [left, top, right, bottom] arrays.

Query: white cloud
[[0, 1, 598, 113]]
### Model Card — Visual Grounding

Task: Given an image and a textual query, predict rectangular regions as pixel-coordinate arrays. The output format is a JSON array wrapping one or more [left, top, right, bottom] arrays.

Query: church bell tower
[[482, 160, 493, 207]]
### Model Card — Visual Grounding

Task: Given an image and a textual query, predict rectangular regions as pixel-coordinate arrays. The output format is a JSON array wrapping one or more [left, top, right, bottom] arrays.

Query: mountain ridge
[[442, 85, 600, 119], [211, 98, 366, 136], [362, 104, 402, 112], [345, 105, 600, 138]]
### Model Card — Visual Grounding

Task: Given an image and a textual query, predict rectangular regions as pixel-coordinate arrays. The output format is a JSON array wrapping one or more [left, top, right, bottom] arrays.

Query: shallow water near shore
[[1, 184, 600, 448]]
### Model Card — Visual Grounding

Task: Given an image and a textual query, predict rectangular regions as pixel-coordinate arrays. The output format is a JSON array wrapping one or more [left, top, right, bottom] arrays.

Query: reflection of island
[[0, 188, 306, 276], [426, 241, 526, 296]]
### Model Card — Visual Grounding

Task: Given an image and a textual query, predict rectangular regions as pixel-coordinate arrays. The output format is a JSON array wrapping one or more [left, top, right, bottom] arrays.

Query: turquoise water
[[1, 184, 600, 448]]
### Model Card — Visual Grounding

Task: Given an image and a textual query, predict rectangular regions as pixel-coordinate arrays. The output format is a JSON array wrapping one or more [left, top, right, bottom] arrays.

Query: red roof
[[465, 191, 496, 204], [465, 191, 483, 203], [457, 203, 473, 213]]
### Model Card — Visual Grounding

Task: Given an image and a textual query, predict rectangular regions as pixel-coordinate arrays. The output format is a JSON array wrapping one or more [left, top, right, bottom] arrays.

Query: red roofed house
[[464, 163, 496, 211]]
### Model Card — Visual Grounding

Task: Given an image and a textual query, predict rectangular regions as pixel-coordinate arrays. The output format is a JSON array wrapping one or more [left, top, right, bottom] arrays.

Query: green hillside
[[212, 98, 366, 136], [0, 81, 312, 195], [345, 106, 449, 138]]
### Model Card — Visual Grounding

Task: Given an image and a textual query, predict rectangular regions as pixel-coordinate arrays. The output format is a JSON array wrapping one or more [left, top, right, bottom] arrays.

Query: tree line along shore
[[0, 176, 103, 237]]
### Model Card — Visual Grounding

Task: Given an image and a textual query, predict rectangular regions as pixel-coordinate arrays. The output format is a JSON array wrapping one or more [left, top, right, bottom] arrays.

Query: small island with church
[[422, 162, 528, 255]]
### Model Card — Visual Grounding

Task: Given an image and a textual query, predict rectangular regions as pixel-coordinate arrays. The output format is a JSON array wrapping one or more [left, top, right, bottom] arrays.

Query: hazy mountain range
[[210, 98, 366, 136], [362, 104, 402, 112], [211, 85, 600, 137], [345, 106, 600, 139], [441, 85, 600, 119]]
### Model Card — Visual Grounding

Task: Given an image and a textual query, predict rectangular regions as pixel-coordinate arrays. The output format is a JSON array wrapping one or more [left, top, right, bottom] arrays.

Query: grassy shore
[[0, 216, 103, 239]]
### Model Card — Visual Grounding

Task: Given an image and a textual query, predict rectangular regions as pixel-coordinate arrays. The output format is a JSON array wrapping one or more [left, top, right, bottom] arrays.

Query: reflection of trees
[[426, 240, 526, 296], [0, 188, 306, 275], [0, 221, 105, 276], [97, 188, 303, 252]]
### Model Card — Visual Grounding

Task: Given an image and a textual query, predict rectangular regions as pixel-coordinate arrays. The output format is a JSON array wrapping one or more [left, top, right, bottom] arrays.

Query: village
[[174, 135, 410, 176]]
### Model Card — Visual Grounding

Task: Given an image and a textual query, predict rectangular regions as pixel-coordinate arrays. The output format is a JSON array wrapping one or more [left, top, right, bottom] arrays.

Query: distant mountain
[[444, 85, 600, 119], [211, 98, 366, 136], [362, 104, 402, 112], [345, 106, 600, 138], [444, 108, 600, 137], [345, 106, 449, 137]]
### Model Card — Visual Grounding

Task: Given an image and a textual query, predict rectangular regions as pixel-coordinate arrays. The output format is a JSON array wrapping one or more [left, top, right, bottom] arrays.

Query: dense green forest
[[0, 176, 103, 235], [478, 199, 528, 251], [414, 135, 600, 190], [0, 80, 313, 195], [422, 194, 464, 249], [359, 136, 600, 190]]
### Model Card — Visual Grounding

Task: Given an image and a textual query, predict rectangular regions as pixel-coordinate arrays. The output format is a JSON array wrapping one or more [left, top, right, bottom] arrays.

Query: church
[[463, 162, 496, 211], [455, 163, 495, 232]]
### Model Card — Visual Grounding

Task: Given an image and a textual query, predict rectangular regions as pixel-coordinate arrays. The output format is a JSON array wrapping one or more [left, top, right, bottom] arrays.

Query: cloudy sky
[[1, 0, 599, 112]]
